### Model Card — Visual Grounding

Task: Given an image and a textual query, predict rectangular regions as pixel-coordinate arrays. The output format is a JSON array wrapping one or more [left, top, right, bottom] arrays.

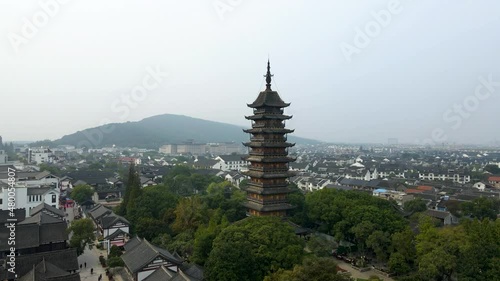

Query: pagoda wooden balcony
[[248, 151, 287, 157], [247, 182, 289, 188], [253, 108, 284, 115], [246, 197, 290, 205], [244, 142, 295, 148], [251, 122, 285, 128], [249, 137, 287, 142], [245, 185, 294, 195], [248, 166, 289, 173]]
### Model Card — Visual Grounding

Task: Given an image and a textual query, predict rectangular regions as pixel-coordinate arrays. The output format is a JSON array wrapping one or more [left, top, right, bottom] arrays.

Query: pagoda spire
[[265, 60, 273, 91]]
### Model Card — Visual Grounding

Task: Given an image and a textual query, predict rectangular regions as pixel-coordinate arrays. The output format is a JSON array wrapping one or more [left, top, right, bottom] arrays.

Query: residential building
[[424, 209, 458, 226], [212, 155, 248, 171], [28, 147, 53, 164], [372, 189, 414, 206], [122, 237, 184, 281], [488, 176, 500, 188], [0, 182, 60, 217]]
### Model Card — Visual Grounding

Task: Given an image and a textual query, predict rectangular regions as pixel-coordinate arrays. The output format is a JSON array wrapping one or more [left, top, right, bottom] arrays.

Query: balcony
[[246, 197, 289, 205], [249, 151, 287, 157], [247, 181, 288, 188], [249, 166, 289, 173]]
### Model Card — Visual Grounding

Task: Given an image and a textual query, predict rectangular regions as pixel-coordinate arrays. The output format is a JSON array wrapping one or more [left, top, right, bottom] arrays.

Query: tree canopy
[[205, 216, 305, 281], [68, 218, 95, 255], [70, 184, 94, 204]]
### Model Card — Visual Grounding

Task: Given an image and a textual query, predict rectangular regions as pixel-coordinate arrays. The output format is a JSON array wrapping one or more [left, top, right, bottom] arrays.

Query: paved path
[[333, 258, 394, 281], [65, 204, 126, 281]]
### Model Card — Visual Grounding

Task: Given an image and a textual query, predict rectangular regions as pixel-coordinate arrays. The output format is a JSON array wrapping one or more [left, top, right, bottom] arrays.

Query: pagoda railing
[[248, 182, 288, 188], [253, 109, 284, 115], [249, 167, 289, 172], [249, 137, 287, 142], [249, 152, 287, 157], [247, 197, 289, 205]]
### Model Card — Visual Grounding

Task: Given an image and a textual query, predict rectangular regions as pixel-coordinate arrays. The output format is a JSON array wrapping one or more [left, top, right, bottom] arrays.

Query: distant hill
[[51, 114, 320, 149]]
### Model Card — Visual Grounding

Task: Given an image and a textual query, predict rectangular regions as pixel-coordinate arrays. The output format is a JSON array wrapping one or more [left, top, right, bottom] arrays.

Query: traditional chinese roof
[[30, 202, 65, 218], [245, 114, 292, 120], [243, 128, 294, 134], [19, 259, 81, 281], [122, 238, 183, 274]]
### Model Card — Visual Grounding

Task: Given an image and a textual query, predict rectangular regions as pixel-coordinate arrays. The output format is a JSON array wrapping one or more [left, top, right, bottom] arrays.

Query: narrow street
[[66, 204, 127, 281]]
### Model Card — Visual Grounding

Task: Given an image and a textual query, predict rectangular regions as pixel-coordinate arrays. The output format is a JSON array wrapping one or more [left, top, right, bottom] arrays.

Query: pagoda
[[242, 61, 296, 217]]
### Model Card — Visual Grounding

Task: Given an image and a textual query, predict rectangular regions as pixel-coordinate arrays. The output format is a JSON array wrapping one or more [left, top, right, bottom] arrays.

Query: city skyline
[[1, 1, 499, 145]]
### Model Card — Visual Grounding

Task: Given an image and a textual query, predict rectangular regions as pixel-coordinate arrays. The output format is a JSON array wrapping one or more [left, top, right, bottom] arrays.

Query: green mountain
[[51, 114, 319, 149]]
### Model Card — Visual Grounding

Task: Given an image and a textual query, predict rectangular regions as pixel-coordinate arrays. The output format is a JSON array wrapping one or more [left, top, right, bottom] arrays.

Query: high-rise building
[[242, 61, 296, 217]]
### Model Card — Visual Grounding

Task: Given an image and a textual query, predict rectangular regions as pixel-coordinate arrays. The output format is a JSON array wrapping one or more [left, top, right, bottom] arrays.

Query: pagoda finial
[[265, 59, 273, 91]]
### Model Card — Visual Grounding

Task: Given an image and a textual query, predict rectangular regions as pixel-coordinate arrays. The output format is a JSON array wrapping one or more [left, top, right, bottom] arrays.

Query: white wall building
[[28, 148, 53, 164], [0, 183, 60, 217], [212, 155, 248, 171]]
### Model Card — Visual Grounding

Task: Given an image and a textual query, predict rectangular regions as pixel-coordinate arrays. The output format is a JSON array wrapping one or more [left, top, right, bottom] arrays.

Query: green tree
[[107, 257, 124, 268], [172, 196, 205, 233], [117, 163, 137, 215], [68, 218, 95, 255], [366, 230, 391, 262], [457, 219, 500, 280], [404, 198, 428, 213], [205, 217, 304, 281], [191, 209, 229, 265], [134, 217, 170, 241], [415, 215, 466, 280], [70, 184, 94, 204], [108, 245, 123, 258], [388, 252, 411, 275], [484, 164, 500, 174], [39, 163, 61, 176], [460, 197, 499, 220]]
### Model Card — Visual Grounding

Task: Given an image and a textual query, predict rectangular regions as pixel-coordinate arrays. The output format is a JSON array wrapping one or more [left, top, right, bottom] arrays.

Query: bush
[[107, 257, 125, 268], [99, 255, 107, 267]]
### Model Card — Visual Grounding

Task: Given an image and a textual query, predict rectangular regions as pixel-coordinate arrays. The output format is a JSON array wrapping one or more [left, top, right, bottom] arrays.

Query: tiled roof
[[30, 202, 65, 218], [122, 239, 183, 274], [11, 248, 79, 279]]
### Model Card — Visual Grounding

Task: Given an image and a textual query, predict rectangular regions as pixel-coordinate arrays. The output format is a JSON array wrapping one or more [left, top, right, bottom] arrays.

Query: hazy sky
[[1, 0, 499, 145]]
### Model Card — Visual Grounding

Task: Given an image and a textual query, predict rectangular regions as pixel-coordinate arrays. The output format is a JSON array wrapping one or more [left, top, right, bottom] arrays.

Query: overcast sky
[[1, 0, 499, 145]]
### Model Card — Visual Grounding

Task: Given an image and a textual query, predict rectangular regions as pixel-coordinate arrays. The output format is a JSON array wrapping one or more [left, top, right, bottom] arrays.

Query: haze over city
[[1, 0, 499, 145]]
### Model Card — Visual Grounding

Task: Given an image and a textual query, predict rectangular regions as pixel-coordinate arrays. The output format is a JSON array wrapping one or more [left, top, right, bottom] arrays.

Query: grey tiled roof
[[124, 236, 143, 251], [88, 204, 112, 220], [10, 248, 79, 279], [19, 212, 64, 225], [143, 266, 175, 281], [27, 187, 51, 195], [122, 239, 183, 274], [101, 214, 130, 229], [30, 202, 65, 218], [18, 259, 80, 281]]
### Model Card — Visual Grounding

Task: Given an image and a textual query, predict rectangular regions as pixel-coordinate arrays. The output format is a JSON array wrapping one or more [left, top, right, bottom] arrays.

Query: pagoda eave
[[242, 171, 295, 179], [244, 156, 296, 163], [243, 201, 295, 212], [244, 186, 294, 195], [243, 128, 295, 134], [243, 142, 295, 148], [245, 114, 292, 120]]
